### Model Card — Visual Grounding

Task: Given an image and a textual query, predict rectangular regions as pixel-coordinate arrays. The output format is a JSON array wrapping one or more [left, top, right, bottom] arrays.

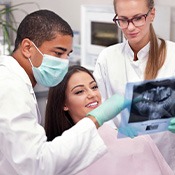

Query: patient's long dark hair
[[45, 65, 95, 141]]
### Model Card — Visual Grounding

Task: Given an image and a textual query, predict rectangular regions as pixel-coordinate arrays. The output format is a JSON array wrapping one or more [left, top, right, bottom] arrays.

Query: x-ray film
[[119, 77, 175, 136]]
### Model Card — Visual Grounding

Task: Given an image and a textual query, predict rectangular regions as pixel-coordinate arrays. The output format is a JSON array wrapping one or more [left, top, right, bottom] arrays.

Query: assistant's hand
[[87, 93, 138, 126], [118, 126, 138, 138], [168, 118, 175, 133]]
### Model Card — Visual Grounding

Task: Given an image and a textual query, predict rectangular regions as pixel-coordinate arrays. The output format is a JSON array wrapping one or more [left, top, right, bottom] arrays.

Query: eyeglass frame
[[113, 9, 152, 29]]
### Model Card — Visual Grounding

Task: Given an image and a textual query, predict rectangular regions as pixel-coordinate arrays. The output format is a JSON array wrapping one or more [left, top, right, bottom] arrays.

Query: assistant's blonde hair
[[113, 0, 167, 80], [145, 24, 166, 80]]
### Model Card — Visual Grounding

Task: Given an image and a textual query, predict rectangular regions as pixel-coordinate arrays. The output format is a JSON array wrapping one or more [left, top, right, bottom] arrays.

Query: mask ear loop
[[31, 41, 44, 56], [29, 41, 44, 67], [28, 57, 34, 67]]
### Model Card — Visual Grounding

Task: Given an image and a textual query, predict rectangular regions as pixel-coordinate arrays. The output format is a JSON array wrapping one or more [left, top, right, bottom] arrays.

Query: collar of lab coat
[[124, 40, 150, 62]]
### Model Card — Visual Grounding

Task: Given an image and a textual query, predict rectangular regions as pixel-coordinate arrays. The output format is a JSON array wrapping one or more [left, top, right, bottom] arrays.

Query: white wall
[[155, 0, 175, 6], [12, 0, 113, 31], [154, 0, 175, 41]]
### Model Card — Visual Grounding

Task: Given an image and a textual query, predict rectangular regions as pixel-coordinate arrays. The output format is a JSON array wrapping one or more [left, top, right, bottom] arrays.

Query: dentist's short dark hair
[[13, 9, 73, 51]]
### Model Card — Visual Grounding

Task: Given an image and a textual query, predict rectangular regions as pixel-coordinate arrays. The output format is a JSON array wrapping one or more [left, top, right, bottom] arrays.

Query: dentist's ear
[[21, 38, 33, 59]]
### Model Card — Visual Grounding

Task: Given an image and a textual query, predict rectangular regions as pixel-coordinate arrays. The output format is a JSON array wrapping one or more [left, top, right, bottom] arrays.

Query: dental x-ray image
[[129, 79, 175, 123], [119, 77, 175, 136]]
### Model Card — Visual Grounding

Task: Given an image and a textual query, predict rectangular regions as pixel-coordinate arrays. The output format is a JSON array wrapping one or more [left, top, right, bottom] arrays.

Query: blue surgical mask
[[29, 42, 69, 87]]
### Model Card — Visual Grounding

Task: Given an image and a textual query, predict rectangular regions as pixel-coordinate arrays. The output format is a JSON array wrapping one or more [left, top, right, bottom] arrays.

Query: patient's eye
[[74, 89, 84, 95], [92, 85, 98, 90]]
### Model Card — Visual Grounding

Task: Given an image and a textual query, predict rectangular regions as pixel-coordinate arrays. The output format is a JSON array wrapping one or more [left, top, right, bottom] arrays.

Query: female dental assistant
[[93, 0, 175, 172]]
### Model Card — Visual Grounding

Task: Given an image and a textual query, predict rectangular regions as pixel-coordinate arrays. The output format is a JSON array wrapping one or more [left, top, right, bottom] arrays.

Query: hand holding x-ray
[[168, 118, 175, 133]]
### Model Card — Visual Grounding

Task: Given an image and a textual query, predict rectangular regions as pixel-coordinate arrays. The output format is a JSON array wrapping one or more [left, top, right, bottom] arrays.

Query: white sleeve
[[0, 68, 107, 175]]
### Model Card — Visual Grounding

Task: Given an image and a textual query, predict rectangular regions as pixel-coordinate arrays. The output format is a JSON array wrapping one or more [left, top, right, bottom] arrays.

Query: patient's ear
[[63, 105, 69, 111]]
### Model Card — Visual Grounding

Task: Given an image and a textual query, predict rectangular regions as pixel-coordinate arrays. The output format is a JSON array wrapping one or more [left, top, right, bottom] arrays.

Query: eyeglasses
[[113, 9, 151, 29]]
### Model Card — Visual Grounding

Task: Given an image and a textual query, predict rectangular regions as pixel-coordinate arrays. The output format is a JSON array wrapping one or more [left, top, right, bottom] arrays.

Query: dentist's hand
[[87, 93, 139, 126], [168, 118, 175, 133]]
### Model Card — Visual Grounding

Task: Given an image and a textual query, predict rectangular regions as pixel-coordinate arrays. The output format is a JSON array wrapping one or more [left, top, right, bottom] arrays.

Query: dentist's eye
[[54, 52, 63, 57]]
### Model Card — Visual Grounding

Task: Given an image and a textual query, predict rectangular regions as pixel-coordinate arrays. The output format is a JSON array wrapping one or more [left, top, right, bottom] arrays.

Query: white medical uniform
[[93, 39, 175, 173], [0, 55, 107, 175]]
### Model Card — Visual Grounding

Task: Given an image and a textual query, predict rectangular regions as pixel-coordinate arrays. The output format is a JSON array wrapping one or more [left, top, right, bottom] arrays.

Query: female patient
[[45, 65, 173, 175]]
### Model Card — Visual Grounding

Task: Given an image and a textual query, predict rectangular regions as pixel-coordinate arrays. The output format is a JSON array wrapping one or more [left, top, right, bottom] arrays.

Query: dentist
[[0, 9, 129, 175]]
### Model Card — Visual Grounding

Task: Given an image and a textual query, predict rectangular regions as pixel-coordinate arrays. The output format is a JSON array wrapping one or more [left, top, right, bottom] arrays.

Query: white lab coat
[[0, 55, 107, 175], [93, 39, 175, 173]]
